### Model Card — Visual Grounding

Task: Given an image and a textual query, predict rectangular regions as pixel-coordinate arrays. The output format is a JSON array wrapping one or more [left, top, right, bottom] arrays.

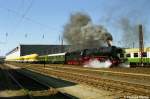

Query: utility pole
[[139, 24, 144, 66], [61, 36, 63, 53]]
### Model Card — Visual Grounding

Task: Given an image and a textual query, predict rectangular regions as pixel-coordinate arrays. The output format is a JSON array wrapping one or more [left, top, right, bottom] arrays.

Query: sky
[[0, 0, 150, 56]]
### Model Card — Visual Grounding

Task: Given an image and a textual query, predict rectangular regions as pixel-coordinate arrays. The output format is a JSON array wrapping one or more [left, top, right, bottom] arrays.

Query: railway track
[[7, 70, 33, 99], [46, 65, 150, 77], [0, 64, 71, 99], [10, 62, 150, 75], [44, 65, 150, 87], [0, 64, 32, 99], [5, 63, 150, 97], [14, 64, 150, 97], [15, 63, 150, 87], [45, 64, 150, 75]]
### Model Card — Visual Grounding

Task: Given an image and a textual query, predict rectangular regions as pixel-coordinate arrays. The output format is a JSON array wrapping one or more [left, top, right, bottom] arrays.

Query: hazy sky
[[0, 0, 150, 56]]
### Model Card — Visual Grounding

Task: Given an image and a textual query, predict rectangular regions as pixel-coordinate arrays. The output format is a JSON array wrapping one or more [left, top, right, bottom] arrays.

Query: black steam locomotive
[[65, 46, 125, 66]]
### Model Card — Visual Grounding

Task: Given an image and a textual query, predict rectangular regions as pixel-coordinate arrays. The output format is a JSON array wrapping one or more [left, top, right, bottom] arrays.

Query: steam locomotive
[[65, 46, 125, 66], [5, 46, 126, 67]]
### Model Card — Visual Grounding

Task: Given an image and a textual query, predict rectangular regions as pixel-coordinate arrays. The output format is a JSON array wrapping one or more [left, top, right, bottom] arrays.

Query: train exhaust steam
[[84, 59, 112, 68], [119, 63, 130, 68]]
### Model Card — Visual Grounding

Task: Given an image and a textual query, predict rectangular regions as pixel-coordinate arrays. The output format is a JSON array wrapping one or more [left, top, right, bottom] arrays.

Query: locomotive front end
[[110, 46, 127, 67]]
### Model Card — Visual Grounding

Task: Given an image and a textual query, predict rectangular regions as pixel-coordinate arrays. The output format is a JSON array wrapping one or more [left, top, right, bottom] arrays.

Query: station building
[[5, 44, 69, 60]]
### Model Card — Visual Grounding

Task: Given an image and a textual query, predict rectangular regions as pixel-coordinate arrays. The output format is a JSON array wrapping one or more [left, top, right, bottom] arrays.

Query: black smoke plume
[[63, 12, 113, 50]]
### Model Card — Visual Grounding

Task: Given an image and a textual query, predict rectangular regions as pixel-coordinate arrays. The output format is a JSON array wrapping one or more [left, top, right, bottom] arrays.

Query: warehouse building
[[5, 44, 69, 60]]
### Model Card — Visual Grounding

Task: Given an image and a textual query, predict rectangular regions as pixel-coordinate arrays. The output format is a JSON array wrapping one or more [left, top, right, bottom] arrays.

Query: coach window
[[134, 53, 138, 57], [126, 54, 131, 57], [142, 52, 147, 57]]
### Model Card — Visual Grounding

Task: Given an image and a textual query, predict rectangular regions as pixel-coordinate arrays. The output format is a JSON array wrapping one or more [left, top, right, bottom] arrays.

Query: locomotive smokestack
[[107, 40, 112, 47], [105, 33, 113, 47]]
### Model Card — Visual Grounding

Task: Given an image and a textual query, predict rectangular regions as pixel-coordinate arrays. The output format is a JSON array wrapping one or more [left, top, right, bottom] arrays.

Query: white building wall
[[5, 46, 20, 60]]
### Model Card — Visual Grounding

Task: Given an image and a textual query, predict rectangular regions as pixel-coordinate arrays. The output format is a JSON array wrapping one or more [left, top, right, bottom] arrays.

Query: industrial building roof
[[6, 44, 70, 56]]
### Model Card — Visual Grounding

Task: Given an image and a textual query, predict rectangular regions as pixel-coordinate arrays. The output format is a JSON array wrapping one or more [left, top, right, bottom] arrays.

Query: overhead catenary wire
[[22, 0, 34, 19], [13, 0, 34, 33], [0, 3, 57, 32], [0, 2, 59, 41]]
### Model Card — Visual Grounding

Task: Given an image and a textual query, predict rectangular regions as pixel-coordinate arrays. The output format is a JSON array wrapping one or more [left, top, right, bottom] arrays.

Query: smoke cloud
[[118, 17, 139, 48], [63, 12, 113, 50]]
